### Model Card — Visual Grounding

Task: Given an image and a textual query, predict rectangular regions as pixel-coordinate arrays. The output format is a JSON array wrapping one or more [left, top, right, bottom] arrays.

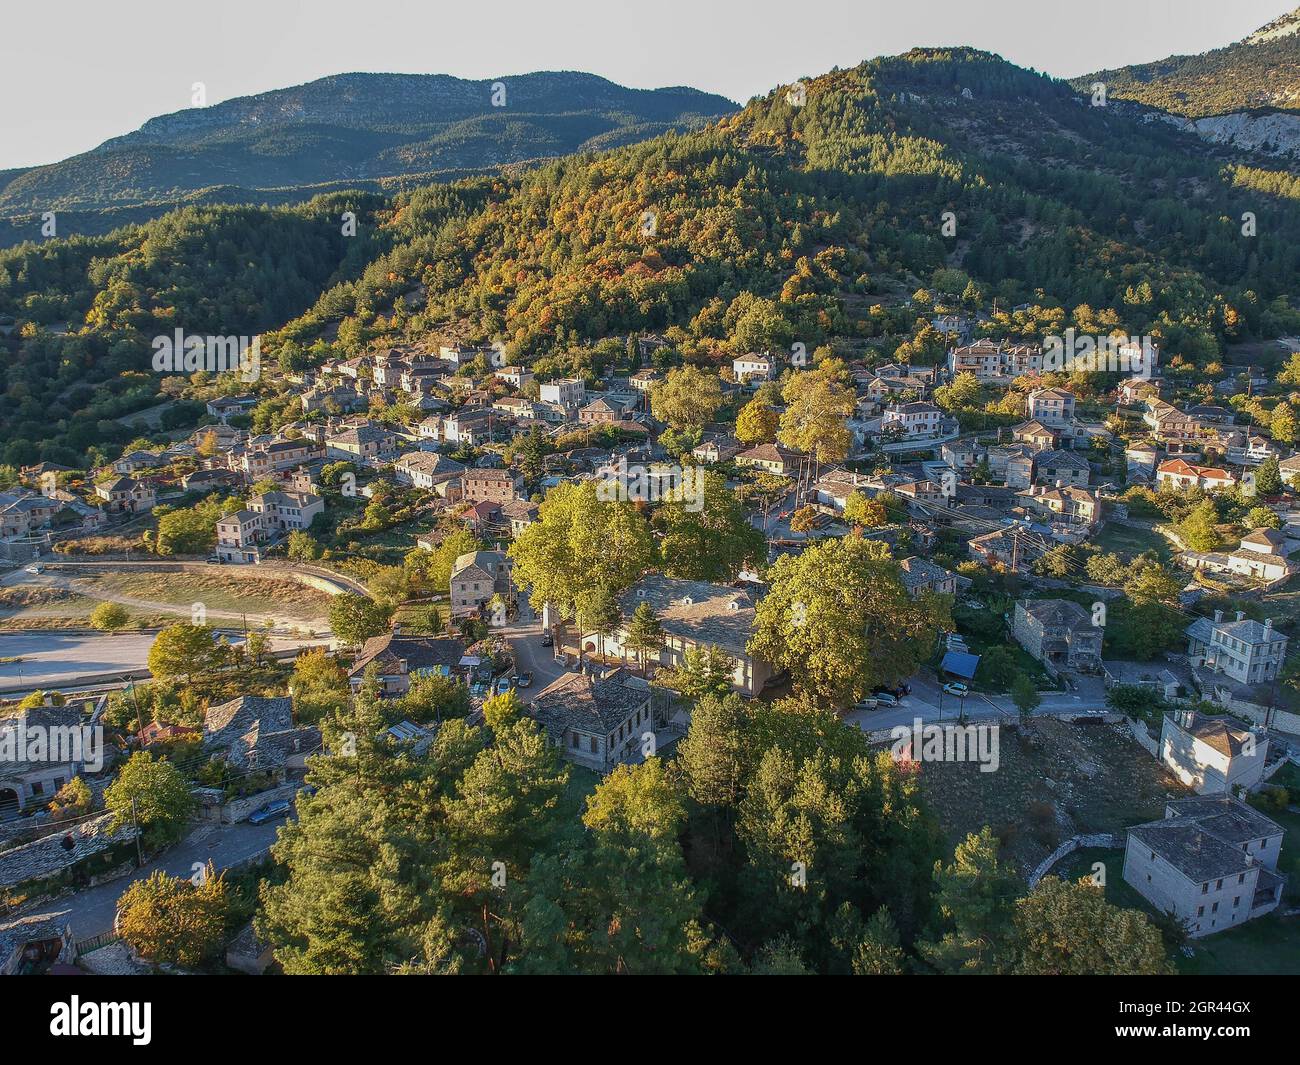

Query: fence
[[74, 930, 121, 957]]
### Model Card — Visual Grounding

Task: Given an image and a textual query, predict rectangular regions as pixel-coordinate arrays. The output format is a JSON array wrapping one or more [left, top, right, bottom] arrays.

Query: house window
[[1201, 883, 1208, 894], [1233, 896, 1240, 908], [589, 737, 597, 754], [1212, 902, 1219, 914], [1238, 874, 1246, 884], [1215, 879, 1222, 890], [1197, 906, 1204, 918]]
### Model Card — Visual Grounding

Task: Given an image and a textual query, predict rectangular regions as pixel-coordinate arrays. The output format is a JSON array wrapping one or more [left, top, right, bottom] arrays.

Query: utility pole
[[130, 796, 144, 867]]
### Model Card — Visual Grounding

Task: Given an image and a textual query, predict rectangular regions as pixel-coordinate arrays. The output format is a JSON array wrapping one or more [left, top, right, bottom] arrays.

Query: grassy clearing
[[84, 570, 331, 622], [1176, 915, 1300, 975], [1095, 522, 1171, 562]]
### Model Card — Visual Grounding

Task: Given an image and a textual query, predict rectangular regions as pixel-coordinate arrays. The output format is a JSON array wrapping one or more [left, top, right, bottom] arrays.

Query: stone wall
[[1028, 833, 1122, 888], [1129, 718, 1159, 757], [218, 783, 299, 825]]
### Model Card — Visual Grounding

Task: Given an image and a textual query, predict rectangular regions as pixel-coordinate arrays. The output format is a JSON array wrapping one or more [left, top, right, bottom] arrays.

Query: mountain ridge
[[0, 70, 737, 236], [1075, 6, 1300, 120]]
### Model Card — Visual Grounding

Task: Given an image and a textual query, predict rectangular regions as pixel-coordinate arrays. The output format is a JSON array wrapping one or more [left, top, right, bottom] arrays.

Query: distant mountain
[[1077, 7, 1300, 119], [0, 71, 736, 236]]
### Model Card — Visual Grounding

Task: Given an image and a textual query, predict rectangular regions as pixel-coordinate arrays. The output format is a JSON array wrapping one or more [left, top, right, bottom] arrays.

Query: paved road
[[843, 671, 1107, 733], [57, 819, 284, 940], [502, 602, 570, 700], [0, 632, 157, 690], [0, 630, 329, 693]]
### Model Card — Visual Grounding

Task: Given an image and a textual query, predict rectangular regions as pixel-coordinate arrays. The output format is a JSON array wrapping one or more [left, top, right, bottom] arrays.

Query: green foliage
[[657, 470, 764, 581], [1010, 673, 1041, 721], [116, 866, 232, 968], [327, 593, 393, 646], [749, 535, 950, 706], [509, 480, 653, 622], [147, 624, 222, 683], [919, 827, 1020, 974], [650, 366, 724, 431], [105, 751, 194, 846], [1178, 498, 1222, 552], [89, 600, 130, 631], [1007, 877, 1173, 975]]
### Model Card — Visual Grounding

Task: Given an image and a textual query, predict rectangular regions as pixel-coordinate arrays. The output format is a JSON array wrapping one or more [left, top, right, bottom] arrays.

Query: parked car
[[494, 677, 512, 695], [872, 684, 910, 699], [540, 632, 553, 647], [872, 692, 900, 707], [516, 671, 533, 689], [851, 697, 879, 711], [24, 563, 42, 574], [247, 798, 292, 825], [942, 681, 970, 697], [205, 554, 224, 564]]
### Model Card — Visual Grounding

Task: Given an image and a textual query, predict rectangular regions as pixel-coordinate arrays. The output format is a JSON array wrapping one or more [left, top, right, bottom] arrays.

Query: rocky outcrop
[[1150, 108, 1300, 157]]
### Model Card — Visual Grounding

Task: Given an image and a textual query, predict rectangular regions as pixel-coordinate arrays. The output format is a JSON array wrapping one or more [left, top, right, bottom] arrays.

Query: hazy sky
[[1, 0, 1292, 169]]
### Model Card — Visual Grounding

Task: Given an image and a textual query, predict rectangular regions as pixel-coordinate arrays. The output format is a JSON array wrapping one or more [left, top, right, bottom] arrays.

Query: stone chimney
[[1236, 611, 1246, 622], [1214, 609, 1223, 623], [1264, 618, 1274, 637]]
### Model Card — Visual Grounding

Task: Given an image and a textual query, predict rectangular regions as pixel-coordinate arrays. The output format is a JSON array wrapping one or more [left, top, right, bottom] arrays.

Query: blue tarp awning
[[941, 651, 980, 679]]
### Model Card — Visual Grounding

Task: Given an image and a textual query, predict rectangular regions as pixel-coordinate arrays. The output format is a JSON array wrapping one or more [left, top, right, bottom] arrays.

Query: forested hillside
[[6, 48, 1300, 468], [269, 49, 1300, 373]]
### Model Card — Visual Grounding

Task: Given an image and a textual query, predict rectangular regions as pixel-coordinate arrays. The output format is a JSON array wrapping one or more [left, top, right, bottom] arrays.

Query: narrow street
[[54, 819, 284, 941]]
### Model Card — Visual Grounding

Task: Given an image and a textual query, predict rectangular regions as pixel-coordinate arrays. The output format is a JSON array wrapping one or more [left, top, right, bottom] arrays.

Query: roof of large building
[[1184, 614, 1281, 647], [1034, 449, 1091, 470], [451, 549, 508, 583], [529, 668, 651, 737], [617, 575, 755, 656], [1128, 796, 1282, 882], [349, 631, 466, 680], [1157, 458, 1231, 479], [1016, 598, 1093, 632], [1167, 710, 1257, 758], [204, 696, 294, 751], [735, 442, 800, 465], [898, 556, 955, 591]]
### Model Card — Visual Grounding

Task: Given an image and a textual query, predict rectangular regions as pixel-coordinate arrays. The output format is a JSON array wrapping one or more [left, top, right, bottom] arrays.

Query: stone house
[[1159, 709, 1268, 796], [607, 575, 771, 696], [1123, 797, 1285, 938], [1012, 598, 1104, 672], [462, 467, 523, 504], [347, 631, 467, 696], [449, 550, 513, 618], [1185, 611, 1287, 687], [529, 669, 654, 772]]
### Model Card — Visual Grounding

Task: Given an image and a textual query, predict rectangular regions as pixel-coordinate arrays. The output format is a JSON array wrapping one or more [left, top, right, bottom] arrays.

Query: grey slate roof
[[1127, 796, 1283, 882], [618, 575, 755, 656], [529, 668, 651, 737], [204, 696, 293, 750], [349, 633, 467, 679]]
